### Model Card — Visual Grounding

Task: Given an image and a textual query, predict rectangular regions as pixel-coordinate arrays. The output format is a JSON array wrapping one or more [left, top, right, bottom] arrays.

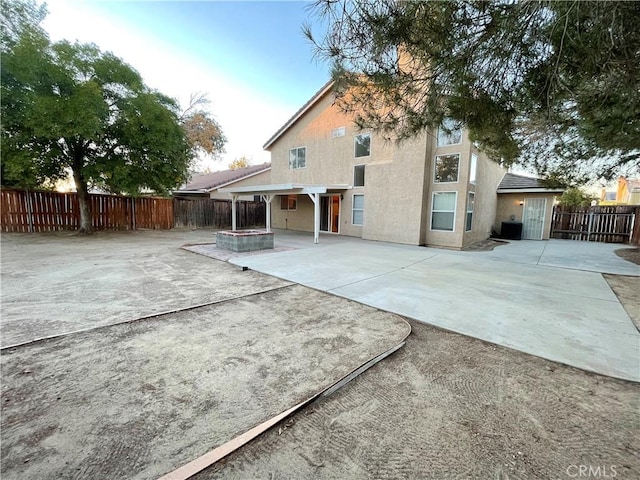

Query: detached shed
[[496, 173, 565, 240]]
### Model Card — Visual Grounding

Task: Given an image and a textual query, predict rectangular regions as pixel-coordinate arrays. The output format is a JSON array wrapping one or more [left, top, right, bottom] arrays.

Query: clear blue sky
[[44, 0, 332, 167], [88, 1, 331, 106]]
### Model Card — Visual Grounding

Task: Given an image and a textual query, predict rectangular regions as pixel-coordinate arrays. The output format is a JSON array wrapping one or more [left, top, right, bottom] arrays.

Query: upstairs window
[[434, 154, 460, 183], [354, 165, 365, 187], [470, 153, 478, 184], [437, 118, 462, 146], [355, 133, 371, 157], [289, 147, 306, 169], [280, 194, 297, 210], [331, 126, 346, 138]]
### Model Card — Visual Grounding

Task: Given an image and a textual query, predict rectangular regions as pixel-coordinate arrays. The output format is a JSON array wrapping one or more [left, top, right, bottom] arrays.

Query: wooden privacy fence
[[173, 197, 265, 229], [551, 205, 640, 244], [0, 189, 173, 232], [1, 189, 266, 233]]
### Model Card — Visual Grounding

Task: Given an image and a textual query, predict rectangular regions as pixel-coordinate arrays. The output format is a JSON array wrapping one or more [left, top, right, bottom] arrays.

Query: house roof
[[263, 81, 335, 150], [176, 163, 271, 193], [219, 183, 351, 196], [497, 173, 565, 194]]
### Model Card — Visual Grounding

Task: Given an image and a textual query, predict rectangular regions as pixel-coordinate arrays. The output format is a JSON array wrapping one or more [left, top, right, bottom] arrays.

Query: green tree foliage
[[306, 0, 640, 183], [558, 187, 595, 207], [1, 1, 194, 233], [0, 0, 46, 47]]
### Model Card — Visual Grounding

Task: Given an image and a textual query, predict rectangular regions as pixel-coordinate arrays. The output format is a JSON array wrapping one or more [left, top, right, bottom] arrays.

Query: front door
[[320, 195, 340, 233], [522, 198, 546, 240]]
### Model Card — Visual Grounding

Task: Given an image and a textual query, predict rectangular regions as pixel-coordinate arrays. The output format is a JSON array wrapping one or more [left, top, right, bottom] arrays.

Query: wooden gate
[[551, 205, 639, 244]]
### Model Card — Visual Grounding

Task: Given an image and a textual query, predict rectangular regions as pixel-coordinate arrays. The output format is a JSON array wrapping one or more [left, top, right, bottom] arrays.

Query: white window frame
[[280, 194, 297, 211], [352, 194, 364, 226], [331, 126, 346, 138], [466, 192, 475, 232], [354, 133, 371, 158], [353, 164, 365, 187], [434, 153, 460, 183], [437, 118, 463, 147], [289, 146, 306, 169], [470, 153, 478, 185], [430, 191, 457, 232]]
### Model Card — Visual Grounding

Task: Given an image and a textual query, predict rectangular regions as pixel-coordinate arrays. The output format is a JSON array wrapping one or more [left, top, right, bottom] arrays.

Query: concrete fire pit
[[216, 230, 274, 252]]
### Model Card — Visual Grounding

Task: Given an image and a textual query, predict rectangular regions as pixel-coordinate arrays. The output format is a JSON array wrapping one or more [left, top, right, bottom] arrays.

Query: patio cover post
[[261, 194, 273, 232], [307, 192, 320, 244], [231, 194, 237, 231]]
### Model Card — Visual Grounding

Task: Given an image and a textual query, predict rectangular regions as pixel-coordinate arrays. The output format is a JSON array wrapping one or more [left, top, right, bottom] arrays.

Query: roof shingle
[[178, 163, 271, 192], [497, 173, 564, 192]]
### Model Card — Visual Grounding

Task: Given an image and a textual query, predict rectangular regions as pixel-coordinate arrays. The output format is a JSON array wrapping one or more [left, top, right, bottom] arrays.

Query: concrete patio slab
[[231, 232, 640, 381], [452, 238, 640, 276], [537, 239, 640, 275]]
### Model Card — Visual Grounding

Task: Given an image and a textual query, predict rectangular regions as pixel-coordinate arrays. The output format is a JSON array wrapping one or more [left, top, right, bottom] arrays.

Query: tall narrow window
[[431, 192, 457, 231], [352, 194, 364, 225], [353, 165, 365, 187], [470, 153, 477, 184], [289, 147, 306, 169], [434, 154, 460, 183], [466, 192, 475, 231], [437, 118, 462, 146], [355, 133, 371, 157]]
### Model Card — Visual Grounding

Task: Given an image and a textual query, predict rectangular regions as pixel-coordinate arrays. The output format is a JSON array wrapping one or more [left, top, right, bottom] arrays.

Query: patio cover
[[218, 184, 351, 244]]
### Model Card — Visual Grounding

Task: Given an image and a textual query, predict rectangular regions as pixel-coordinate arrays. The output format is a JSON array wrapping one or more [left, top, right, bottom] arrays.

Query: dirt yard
[[0, 230, 289, 347], [1, 231, 638, 479], [199, 319, 639, 480], [1, 286, 408, 480], [615, 247, 640, 266]]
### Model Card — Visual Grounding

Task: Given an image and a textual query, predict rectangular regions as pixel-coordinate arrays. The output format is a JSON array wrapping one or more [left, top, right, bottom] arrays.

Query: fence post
[[132, 198, 136, 230], [26, 189, 34, 233], [587, 211, 594, 241]]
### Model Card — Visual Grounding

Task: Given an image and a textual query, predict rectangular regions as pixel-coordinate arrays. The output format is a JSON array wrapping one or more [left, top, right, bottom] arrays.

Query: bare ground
[[1, 232, 638, 480], [0, 285, 409, 480], [0, 230, 289, 347], [198, 319, 640, 480], [615, 247, 640, 265]]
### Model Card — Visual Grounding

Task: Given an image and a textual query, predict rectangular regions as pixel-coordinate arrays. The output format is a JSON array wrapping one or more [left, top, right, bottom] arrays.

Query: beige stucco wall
[[362, 133, 429, 244], [461, 151, 507, 248], [271, 193, 315, 232], [268, 91, 430, 244], [496, 192, 557, 240], [421, 132, 507, 249], [209, 169, 271, 201], [267, 87, 508, 247]]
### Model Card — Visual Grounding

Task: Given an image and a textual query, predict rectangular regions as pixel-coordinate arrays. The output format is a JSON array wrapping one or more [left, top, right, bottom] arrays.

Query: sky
[[42, 0, 332, 170]]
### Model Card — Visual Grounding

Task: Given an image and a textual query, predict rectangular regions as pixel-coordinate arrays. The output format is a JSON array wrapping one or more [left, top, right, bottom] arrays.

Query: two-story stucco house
[[222, 82, 560, 248]]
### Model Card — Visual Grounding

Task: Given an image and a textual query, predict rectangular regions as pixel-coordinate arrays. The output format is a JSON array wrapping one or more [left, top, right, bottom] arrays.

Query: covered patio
[[219, 183, 351, 244]]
